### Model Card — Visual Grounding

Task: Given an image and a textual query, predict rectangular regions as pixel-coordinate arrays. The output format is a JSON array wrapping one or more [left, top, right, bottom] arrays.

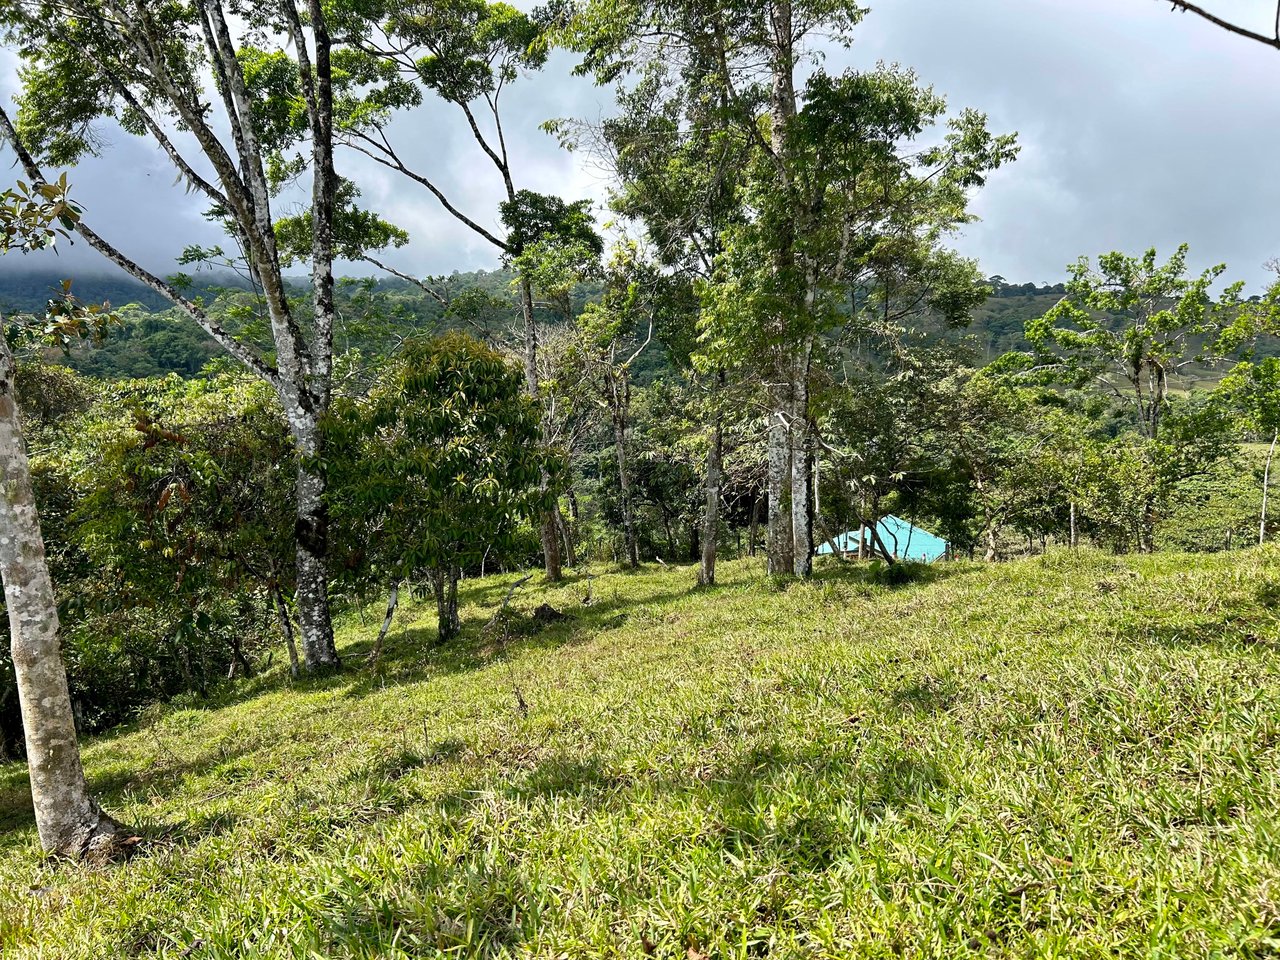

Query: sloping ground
[[3, 551, 1280, 958]]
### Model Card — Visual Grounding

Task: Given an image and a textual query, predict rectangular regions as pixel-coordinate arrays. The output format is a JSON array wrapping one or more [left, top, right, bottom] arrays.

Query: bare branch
[[344, 132, 510, 251], [358, 254, 447, 305], [1162, 0, 1280, 48]]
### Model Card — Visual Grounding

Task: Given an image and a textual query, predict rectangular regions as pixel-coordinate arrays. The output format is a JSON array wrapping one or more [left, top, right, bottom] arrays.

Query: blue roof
[[817, 515, 948, 563]]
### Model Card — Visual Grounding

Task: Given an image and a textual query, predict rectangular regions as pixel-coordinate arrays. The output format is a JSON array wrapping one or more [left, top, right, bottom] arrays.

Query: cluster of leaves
[[326, 333, 549, 638]]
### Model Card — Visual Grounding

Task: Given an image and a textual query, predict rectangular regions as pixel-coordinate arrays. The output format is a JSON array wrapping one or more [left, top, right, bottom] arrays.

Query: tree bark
[[434, 567, 460, 642], [0, 338, 118, 859], [610, 376, 639, 568], [518, 275, 562, 583], [271, 583, 301, 678], [1262, 430, 1277, 546], [747, 493, 759, 557], [368, 581, 400, 667], [698, 378, 723, 586], [766, 388, 793, 575], [556, 503, 577, 566], [1069, 500, 1078, 550], [984, 522, 1000, 562], [790, 355, 814, 577], [290, 417, 340, 670]]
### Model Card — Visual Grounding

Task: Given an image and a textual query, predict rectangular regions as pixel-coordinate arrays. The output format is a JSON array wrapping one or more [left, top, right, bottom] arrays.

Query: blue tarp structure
[[817, 515, 948, 563]]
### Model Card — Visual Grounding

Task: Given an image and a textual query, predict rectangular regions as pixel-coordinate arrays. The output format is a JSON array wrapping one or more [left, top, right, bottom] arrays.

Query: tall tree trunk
[[1069, 500, 1078, 549], [611, 383, 639, 568], [748, 493, 759, 557], [0, 340, 118, 859], [518, 274, 562, 582], [984, 521, 1000, 562], [790, 352, 814, 577], [289, 415, 340, 670], [766, 387, 793, 575], [1262, 430, 1277, 546], [699, 378, 723, 586], [556, 504, 577, 567], [368, 581, 400, 667]]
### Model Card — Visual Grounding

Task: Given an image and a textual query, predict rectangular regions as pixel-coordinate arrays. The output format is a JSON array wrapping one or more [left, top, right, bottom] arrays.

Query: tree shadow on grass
[[1115, 614, 1280, 653], [0, 739, 262, 849], [297, 736, 952, 953], [0, 560, 965, 853]]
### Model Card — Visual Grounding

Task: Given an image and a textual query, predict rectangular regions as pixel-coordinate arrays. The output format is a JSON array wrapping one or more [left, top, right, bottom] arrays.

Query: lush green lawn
[[4, 550, 1280, 958]]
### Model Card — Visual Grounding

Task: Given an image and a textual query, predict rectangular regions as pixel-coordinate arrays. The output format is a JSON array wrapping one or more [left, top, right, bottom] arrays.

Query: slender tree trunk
[[984, 521, 1000, 562], [368, 581, 400, 667], [766, 387, 793, 575], [790, 354, 814, 577], [698, 379, 723, 586], [611, 385, 639, 568], [0, 340, 118, 859], [271, 583, 301, 678], [661, 507, 676, 559], [1262, 430, 1277, 546], [1069, 500, 1078, 550], [556, 504, 577, 566], [518, 274, 562, 583], [748, 494, 759, 557], [227, 631, 252, 680], [857, 492, 867, 560], [434, 568, 460, 642]]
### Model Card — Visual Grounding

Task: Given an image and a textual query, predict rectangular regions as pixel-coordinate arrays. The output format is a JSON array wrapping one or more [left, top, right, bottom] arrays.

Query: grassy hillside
[[3, 552, 1280, 957]]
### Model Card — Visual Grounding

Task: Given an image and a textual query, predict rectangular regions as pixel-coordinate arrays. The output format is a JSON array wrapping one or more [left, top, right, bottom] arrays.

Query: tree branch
[[0, 104, 280, 388], [1162, 0, 1280, 48], [358, 254, 447, 305], [344, 132, 510, 251]]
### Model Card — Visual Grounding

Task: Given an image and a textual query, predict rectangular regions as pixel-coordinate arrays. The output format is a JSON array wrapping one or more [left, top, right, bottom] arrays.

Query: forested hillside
[[0, 268, 1071, 381]]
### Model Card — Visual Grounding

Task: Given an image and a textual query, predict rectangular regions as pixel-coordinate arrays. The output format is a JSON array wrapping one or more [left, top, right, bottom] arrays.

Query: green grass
[[4, 550, 1280, 958]]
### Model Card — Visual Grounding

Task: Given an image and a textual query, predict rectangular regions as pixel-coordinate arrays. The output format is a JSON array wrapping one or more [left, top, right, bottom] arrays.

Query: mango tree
[[327, 334, 547, 653]]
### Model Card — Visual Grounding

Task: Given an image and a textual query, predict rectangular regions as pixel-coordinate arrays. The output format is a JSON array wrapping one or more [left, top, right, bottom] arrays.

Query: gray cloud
[[3, 1, 1279, 292]]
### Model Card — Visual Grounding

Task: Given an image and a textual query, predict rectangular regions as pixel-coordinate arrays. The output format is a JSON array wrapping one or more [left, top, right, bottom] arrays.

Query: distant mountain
[[0, 268, 266, 315], [0, 267, 1095, 382]]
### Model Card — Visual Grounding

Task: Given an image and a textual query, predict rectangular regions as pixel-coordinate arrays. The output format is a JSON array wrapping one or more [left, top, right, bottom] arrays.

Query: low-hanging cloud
[[1, 0, 1277, 292]]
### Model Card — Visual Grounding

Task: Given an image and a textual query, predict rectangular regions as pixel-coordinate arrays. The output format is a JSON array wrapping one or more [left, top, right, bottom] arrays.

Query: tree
[[1026, 245, 1245, 549], [572, 0, 1016, 578], [327, 334, 546, 646], [553, 58, 752, 585], [0, 178, 120, 858], [334, 0, 587, 582], [0, 0, 383, 670], [571, 248, 655, 567], [63, 375, 300, 679], [1218, 359, 1280, 543], [1027, 245, 1241, 442]]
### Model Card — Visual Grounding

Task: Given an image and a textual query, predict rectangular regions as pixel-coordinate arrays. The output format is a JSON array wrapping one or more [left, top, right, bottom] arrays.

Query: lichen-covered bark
[[0, 338, 117, 858], [288, 413, 340, 670]]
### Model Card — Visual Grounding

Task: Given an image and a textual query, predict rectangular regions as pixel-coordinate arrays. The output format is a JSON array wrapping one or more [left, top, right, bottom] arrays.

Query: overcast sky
[[3, 0, 1279, 291]]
